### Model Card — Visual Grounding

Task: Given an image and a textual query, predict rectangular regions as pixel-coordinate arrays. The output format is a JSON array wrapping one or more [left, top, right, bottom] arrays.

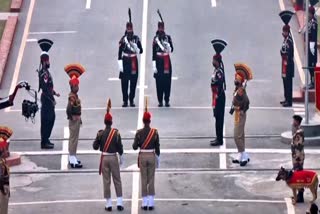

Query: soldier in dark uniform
[[93, 99, 124, 211], [0, 126, 12, 214], [210, 39, 227, 146], [132, 99, 160, 210], [65, 64, 86, 168], [307, 5, 318, 89], [279, 11, 294, 107], [152, 10, 174, 107], [118, 8, 143, 107], [37, 39, 60, 149]]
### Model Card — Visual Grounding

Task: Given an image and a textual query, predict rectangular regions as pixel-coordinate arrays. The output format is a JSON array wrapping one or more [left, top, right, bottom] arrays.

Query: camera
[[229, 105, 235, 115], [22, 99, 39, 121]]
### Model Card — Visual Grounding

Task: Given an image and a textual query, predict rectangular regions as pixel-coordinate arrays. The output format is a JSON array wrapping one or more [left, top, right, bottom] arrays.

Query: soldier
[[118, 8, 143, 107], [291, 115, 305, 203], [306, 4, 318, 89], [0, 126, 12, 214], [152, 10, 174, 107], [37, 39, 60, 149], [132, 99, 160, 210], [231, 63, 252, 167], [279, 11, 294, 107], [210, 39, 227, 146], [65, 64, 86, 168], [93, 99, 124, 211]]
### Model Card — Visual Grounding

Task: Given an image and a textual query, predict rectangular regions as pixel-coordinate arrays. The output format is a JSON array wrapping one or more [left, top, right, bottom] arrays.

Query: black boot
[[296, 189, 304, 203]]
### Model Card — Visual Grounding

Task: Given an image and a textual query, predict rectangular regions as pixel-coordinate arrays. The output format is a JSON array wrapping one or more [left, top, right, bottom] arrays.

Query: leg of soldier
[[109, 155, 122, 197], [146, 154, 156, 196], [121, 77, 129, 103], [287, 77, 293, 105], [129, 75, 138, 104], [102, 157, 112, 199], [40, 107, 48, 145], [164, 75, 172, 104], [155, 77, 164, 104], [46, 108, 55, 141], [0, 186, 9, 214], [139, 154, 148, 197], [215, 94, 225, 143], [68, 119, 80, 156], [282, 77, 287, 103], [234, 113, 245, 153]]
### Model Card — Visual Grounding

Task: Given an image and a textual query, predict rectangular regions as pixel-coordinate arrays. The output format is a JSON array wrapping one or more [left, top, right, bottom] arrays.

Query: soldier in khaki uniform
[[65, 64, 86, 168], [133, 100, 160, 210], [93, 99, 124, 212], [231, 63, 252, 167], [291, 115, 305, 203], [0, 126, 13, 214]]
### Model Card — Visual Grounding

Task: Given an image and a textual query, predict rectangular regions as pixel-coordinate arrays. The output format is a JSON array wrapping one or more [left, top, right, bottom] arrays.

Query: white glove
[[156, 155, 160, 168], [132, 43, 140, 53], [310, 42, 315, 55], [152, 61, 157, 73], [118, 60, 123, 72], [119, 155, 124, 167]]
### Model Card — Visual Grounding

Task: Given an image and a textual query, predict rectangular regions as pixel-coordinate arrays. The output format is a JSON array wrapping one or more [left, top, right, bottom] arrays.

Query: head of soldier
[[309, 6, 316, 20], [292, 115, 303, 128], [126, 22, 134, 39], [0, 138, 8, 159], [157, 22, 165, 38], [69, 77, 79, 93], [212, 54, 222, 68], [40, 52, 50, 69], [143, 112, 151, 126], [234, 73, 244, 88], [104, 112, 113, 127], [282, 25, 290, 38]]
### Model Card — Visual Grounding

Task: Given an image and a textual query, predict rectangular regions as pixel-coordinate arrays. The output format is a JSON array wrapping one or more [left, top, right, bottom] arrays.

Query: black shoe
[[105, 207, 112, 212], [307, 83, 315, 90], [70, 162, 83, 168], [130, 102, 136, 107], [158, 102, 163, 107], [141, 206, 148, 210], [232, 159, 240, 164], [282, 102, 292, 107], [148, 206, 154, 210], [280, 100, 286, 105], [165, 102, 170, 107], [117, 206, 124, 211], [210, 141, 223, 146], [41, 143, 54, 149], [122, 102, 128, 107], [240, 158, 250, 167]]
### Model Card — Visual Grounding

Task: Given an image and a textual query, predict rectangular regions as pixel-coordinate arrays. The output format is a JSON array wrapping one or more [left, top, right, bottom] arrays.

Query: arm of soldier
[[288, 39, 294, 59], [168, 35, 174, 53], [137, 37, 143, 54], [116, 130, 124, 156], [132, 131, 140, 150], [92, 130, 103, 150], [0, 166, 5, 195], [66, 96, 74, 120], [155, 130, 160, 156]]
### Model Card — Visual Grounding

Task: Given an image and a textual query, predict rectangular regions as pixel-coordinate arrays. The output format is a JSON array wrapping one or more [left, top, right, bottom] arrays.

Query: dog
[[276, 167, 319, 205]]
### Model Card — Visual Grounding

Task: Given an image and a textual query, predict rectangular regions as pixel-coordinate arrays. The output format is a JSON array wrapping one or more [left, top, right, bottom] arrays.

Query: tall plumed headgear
[[143, 97, 151, 123], [234, 63, 253, 83], [279, 10, 294, 32], [38, 39, 53, 61], [0, 126, 13, 152], [64, 63, 85, 87], [126, 8, 133, 32], [157, 9, 165, 30], [211, 39, 227, 62], [105, 98, 112, 123]]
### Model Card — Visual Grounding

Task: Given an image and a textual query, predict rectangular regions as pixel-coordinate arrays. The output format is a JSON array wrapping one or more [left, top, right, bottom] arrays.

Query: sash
[[131, 57, 137, 74], [282, 55, 288, 78], [99, 129, 116, 175], [141, 128, 156, 149], [211, 86, 218, 108]]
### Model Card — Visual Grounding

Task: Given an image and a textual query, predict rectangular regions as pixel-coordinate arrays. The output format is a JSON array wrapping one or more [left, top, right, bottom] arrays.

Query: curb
[[0, 16, 18, 85], [10, 0, 23, 13]]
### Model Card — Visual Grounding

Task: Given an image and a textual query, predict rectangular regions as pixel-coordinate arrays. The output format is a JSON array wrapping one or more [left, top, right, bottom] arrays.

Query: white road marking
[[26, 38, 37, 42], [5, 0, 35, 112], [9, 198, 284, 206], [86, 0, 91, 9], [29, 31, 77, 35], [137, 85, 148, 89], [108, 77, 120, 81], [219, 125, 226, 169], [61, 127, 69, 170], [211, 0, 217, 7], [172, 76, 178, 80], [293, 112, 305, 116], [285, 197, 295, 214], [279, 0, 305, 85]]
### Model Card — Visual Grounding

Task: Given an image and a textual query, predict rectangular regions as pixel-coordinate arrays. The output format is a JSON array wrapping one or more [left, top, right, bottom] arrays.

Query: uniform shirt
[[280, 36, 294, 77], [233, 86, 250, 112], [118, 35, 143, 59], [291, 128, 304, 170], [93, 127, 123, 155], [132, 126, 160, 156], [39, 68, 55, 104], [0, 158, 9, 195], [308, 17, 318, 43], [66, 92, 81, 119], [211, 67, 225, 96], [152, 33, 174, 60]]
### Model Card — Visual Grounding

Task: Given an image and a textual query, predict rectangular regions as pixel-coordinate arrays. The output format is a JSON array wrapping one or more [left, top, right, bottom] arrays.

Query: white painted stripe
[[85, 0, 91, 9], [211, 0, 217, 7], [293, 108, 305, 112], [61, 127, 69, 170], [172, 76, 178, 80], [108, 77, 120, 81], [137, 85, 148, 89], [131, 171, 140, 213], [294, 112, 305, 116], [15, 148, 320, 156], [29, 31, 77, 35], [9, 198, 284, 206], [219, 125, 227, 169], [26, 38, 37, 42], [285, 197, 295, 214], [6, 0, 35, 113]]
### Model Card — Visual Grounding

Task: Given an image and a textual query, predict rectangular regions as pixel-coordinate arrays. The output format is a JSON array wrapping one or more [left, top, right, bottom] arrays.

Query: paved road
[[0, 0, 319, 213]]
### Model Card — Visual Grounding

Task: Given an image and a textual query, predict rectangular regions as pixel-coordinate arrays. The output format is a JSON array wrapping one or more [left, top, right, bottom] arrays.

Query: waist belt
[[102, 152, 117, 156], [156, 52, 169, 56], [140, 149, 154, 153], [123, 53, 137, 58]]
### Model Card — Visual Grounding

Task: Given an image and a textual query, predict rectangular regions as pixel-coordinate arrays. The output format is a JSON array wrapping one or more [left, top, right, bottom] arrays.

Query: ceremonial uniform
[[307, 6, 318, 89], [38, 39, 58, 149], [132, 101, 160, 210], [153, 10, 174, 107], [118, 9, 143, 107], [93, 99, 124, 211]]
